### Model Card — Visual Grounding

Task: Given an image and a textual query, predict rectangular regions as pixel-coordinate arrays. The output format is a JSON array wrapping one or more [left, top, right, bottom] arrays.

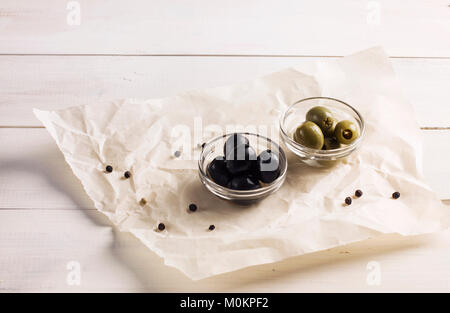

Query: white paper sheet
[[34, 47, 450, 280]]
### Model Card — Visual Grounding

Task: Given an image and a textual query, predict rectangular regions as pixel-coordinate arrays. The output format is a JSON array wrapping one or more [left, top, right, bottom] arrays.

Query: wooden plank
[[0, 128, 93, 210], [0, 128, 449, 212], [1, 56, 450, 127], [0, 0, 449, 57], [0, 208, 449, 292], [422, 130, 450, 199]]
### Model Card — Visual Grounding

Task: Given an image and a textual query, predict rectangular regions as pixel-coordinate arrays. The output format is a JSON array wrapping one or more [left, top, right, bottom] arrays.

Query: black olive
[[392, 192, 400, 199], [225, 145, 257, 175], [345, 197, 352, 205], [124, 171, 131, 179], [207, 156, 231, 187], [228, 174, 261, 190], [158, 223, 165, 231], [189, 203, 197, 212], [223, 133, 249, 156], [322, 137, 341, 150], [256, 149, 281, 183], [355, 190, 363, 198], [105, 165, 113, 173]]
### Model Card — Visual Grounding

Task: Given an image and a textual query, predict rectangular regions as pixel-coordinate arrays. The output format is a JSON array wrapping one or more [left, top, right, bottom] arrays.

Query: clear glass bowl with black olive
[[280, 97, 365, 167], [198, 133, 287, 203]]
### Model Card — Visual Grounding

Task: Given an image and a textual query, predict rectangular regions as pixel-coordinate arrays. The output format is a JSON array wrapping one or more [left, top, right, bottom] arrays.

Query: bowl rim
[[198, 132, 288, 196], [279, 96, 365, 158]]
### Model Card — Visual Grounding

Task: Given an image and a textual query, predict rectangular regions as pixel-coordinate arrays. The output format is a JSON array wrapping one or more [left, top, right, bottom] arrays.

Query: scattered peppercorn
[[124, 171, 131, 179], [105, 165, 113, 173], [139, 198, 147, 206], [209, 225, 215, 231], [345, 197, 352, 205], [189, 203, 197, 212], [158, 223, 165, 231], [392, 191, 400, 199], [174, 151, 181, 158], [355, 189, 363, 198]]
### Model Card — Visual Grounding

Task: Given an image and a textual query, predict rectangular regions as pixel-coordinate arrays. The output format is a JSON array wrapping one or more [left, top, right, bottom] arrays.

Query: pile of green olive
[[293, 106, 359, 150]]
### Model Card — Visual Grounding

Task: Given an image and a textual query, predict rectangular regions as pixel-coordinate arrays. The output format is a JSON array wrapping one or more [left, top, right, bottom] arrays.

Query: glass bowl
[[198, 132, 288, 204], [280, 97, 365, 167]]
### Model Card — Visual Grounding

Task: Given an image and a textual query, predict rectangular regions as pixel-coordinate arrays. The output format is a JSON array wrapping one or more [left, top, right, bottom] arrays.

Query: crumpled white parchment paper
[[34, 47, 450, 280]]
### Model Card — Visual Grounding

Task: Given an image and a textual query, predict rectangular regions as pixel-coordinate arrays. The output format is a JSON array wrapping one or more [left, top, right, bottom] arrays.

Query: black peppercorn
[[105, 165, 113, 173], [392, 192, 400, 199], [174, 151, 181, 158], [189, 203, 197, 212], [355, 189, 363, 198], [158, 223, 165, 231], [345, 197, 352, 205], [209, 225, 215, 231], [124, 171, 131, 179]]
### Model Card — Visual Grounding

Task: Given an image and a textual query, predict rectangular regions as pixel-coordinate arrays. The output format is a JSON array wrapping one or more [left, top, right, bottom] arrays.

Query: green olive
[[306, 106, 336, 137], [322, 137, 341, 150], [334, 120, 359, 144], [321, 117, 337, 137], [293, 121, 324, 149]]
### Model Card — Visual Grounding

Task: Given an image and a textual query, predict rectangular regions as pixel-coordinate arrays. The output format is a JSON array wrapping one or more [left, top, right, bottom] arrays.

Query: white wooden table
[[1, 0, 450, 292]]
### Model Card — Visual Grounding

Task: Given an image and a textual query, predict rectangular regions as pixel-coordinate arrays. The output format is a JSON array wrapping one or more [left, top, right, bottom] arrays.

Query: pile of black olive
[[207, 133, 281, 190]]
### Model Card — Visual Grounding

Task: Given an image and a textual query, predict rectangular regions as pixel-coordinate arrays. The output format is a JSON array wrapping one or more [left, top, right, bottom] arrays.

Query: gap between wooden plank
[[1, 53, 450, 60], [2, 126, 450, 130], [421, 127, 450, 130], [0, 207, 97, 211], [0, 126, 45, 129]]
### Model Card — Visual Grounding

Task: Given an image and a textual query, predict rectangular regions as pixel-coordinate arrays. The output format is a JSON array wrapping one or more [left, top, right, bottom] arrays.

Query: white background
[[0, 0, 449, 292]]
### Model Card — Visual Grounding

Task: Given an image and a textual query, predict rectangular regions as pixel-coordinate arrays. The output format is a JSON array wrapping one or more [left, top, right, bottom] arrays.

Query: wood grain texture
[[0, 128, 449, 213], [1, 0, 450, 293], [0, 208, 449, 292], [0, 0, 449, 57], [1, 56, 450, 127]]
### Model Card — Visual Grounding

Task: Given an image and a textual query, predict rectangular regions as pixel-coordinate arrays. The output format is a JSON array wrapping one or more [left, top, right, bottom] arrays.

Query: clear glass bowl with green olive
[[280, 97, 365, 167]]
